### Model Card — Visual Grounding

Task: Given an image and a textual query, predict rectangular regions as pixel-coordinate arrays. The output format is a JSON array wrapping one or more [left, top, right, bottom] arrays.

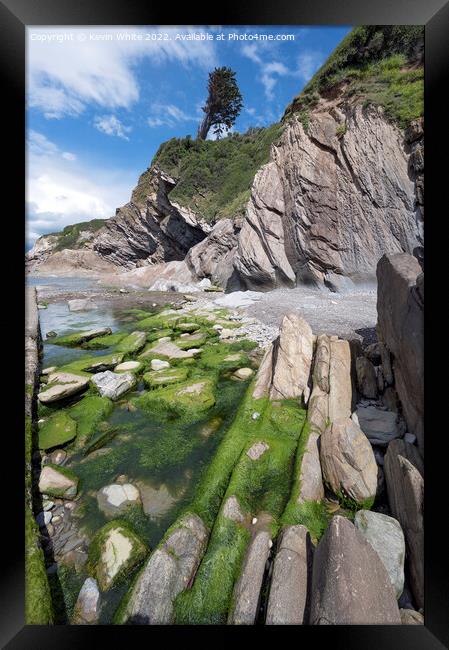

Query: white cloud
[[297, 51, 325, 81], [27, 27, 217, 119], [147, 103, 197, 128], [26, 130, 135, 245], [62, 151, 76, 161], [94, 114, 132, 140]]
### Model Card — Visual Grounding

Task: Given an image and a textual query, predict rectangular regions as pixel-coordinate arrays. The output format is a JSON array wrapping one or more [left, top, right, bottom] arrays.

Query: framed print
[[0, 0, 447, 646]]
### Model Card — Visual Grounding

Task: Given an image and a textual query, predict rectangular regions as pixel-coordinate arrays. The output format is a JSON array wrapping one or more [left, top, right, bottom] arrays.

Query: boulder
[[72, 578, 101, 624], [384, 439, 424, 609], [320, 418, 378, 505], [233, 367, 254, 381], [114, 361, 142, 373], [357, 405, 400, 446], [310, 516, 401, 624], [266, 525, 313, 625], [68, 299, 98, 312], [88, 521, 147, 592], [91, 371, 136, 400], [328, 339, 352, 422], [312, 334, 331, 392], [400, 608, 424, 625], [53, 327, 112, 347], [376, 254, 424, 453], [38, 372, 90, 403], [119, 513, 208, 624], [38, 464, 79, 499], [150, 358, 170, 371], [253, 313, 313, 403], [356, 356, 377, 399], [97, 483, 141, 517], [354, 510, 405, 598], [228, 530, 271, 625], [140, 339, 200, 360]]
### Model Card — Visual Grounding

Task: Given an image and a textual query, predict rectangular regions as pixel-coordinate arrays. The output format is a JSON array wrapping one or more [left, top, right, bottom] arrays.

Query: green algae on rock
[[69, 395, 113, 447], [38, 463, 79, 499], [142, 367, 189, 388], [39, 411, 77, 450], [87, 520, 148, 592], [135, 376, 216, 421]]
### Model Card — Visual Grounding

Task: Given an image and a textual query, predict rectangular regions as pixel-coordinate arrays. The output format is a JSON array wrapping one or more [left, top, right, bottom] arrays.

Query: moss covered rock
[[52, 327, 112, 347], [114, 331, 146, 355], [69, 395, 113, 447], [142, 367, 189, 388], [87, 520, 147, 591], [38, 463, 79, 499], [136, 376, 216, 420], [38, 411, 77, 450]]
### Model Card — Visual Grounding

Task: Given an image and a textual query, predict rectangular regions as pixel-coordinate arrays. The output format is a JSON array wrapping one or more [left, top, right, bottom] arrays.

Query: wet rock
[[91, 371, 136, 400], [310, 516, 401, 624], [384, 439, 424, 610], [38, 412, 77, 450], [233, 367, 254, 381], [357, 405, 400, 446], [68, 299, 98, 312], [36, 511, 52, 528], [354, 510, 405, 598], [38, 465, 78, 499], [356, 356, 378, 399], [42, 366, 57, 375], [38, 372, 90, 404], [150, 358, 170, 371], [114, 361, 142, 373], [141, 339, 200, 360], [97, 483, 141, 517], [119, 513, 208, 624], [49, 449, 67, 465], [72, 578, 102, 624], [88, 521, 147, 592], [228, 530, 271, 624], [134, 481, 177, 519], [266, 525, 313, 625], [320, 418, 377, 505]]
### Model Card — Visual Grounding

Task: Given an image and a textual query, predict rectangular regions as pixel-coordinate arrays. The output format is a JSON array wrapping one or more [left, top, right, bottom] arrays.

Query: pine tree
[[197, 67, 243, 140]]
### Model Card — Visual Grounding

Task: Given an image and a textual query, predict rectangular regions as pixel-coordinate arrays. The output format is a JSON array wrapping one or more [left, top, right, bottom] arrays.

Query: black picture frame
[[2, 0, 448, 647]]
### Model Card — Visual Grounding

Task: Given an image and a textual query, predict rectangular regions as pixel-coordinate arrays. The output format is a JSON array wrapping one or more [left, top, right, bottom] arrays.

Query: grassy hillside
[[283, 26, 424, 129], [50, 219, 106, 252], [151, 124, 283, 222]]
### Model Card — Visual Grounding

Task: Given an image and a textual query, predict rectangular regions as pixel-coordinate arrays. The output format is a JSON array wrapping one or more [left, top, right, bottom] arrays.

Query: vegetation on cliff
[[151, 124, 283, 222], [283, 26, 424, 129]]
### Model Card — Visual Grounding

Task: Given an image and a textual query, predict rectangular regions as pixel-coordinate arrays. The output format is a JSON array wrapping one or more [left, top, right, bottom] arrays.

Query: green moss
[[172, 332, 208, 350], [284, 26, 423, 128], [152, 124, 284, 222], [135, 313, 181, 331], [135, 376, 216, 422], [38, 411, 77, 450], [87, 520, 148, 591], [197, 344, 250, 372], [114, 331, 146, 355], [69, 395, 113, 447], [47, 563, 84, 624], [52, 329, 113, 348], [57, 352, 124, 376], [142, 367, 189, 388], [145, 328, 174, 343], [82, 332, 128, 350]]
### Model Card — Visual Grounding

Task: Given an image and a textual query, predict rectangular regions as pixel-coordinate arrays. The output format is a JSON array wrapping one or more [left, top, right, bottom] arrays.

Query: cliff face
[[233, 103, 421, 291], [92, 167, 210, 269]]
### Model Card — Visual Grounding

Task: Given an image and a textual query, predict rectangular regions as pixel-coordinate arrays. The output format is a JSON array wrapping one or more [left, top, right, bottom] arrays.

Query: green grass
[[284, 26, 423, 129], [151, 124, 283, 222], [25, 415, 54, 624], [50, 218, 106, 252]]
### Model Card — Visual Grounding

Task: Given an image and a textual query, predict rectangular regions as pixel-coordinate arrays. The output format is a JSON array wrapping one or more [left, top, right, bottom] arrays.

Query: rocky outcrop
[[266, 525, 313, 625], [93, 167, 210, 269], [26, 248, 117, 277], [384, 439, 424, 610], [320, 418, 378, 505], [186, 218, 242, 290], [376, 253, 424, 453], [310, 516, 401, 624], [234, 104, 420, 291], [25, 287, 41, 417], [252, 313, 313, 402], [120, 513, 208, 624]]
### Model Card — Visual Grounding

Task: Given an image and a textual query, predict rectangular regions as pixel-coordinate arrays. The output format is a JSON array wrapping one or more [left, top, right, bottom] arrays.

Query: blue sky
[[26, 25, 351, 247]]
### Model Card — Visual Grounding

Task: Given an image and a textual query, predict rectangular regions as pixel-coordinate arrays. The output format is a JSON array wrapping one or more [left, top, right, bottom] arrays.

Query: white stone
[[150, 359, 170, 371], [214, 291, 264, 309], [91, 371, 136, 400], [114, 361, 141, 372], [97, 483, 140, 516], [252, 412, 260, 420], [233, 367, 254, 381]]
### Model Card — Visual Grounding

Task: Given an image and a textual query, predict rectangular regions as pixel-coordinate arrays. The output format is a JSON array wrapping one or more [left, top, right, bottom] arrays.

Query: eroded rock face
[[266, 525, 313, 625], [310, 516, 401, 624], [93, 167, 210, 268], [328, 339, 352, 422], [234, 105, 419, 290], [121, 513, 208, 624], [376, 253, 424, 453], [320, 418, 378, 505]]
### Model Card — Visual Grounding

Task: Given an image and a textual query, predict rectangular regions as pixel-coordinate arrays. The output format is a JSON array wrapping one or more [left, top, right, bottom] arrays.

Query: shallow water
[[37, 293, 250, 623]]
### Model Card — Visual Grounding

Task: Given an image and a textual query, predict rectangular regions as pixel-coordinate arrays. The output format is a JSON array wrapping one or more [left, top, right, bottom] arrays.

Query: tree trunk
[[197, 112, 211, 140]]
